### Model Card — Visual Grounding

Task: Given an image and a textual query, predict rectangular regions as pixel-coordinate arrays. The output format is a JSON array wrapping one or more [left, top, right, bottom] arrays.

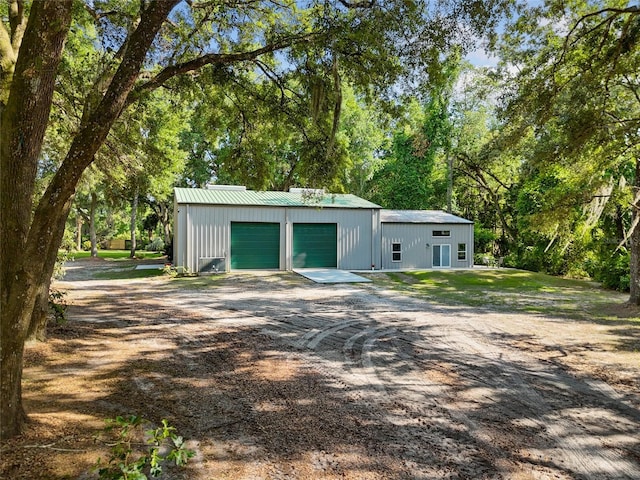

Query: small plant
[[48, 288, 68, 324], [164, 265, 191, 277], [145, 238, 165, 252], [94, 415, 194, 480], [162, 264, 178, 277]]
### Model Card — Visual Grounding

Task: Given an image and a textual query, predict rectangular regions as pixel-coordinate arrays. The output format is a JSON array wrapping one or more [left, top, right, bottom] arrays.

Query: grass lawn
[[68, 250, 164, 260], [381, 269, 639, 323]]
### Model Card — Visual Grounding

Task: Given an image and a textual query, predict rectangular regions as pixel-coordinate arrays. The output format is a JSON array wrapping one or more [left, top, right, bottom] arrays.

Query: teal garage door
[[293, 223, 337, 268], [230, 222, 280, 269]]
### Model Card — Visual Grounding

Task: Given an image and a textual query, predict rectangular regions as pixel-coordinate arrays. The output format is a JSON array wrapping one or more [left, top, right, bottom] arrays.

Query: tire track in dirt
[[430, 321, 640, 479], [116, 274, 639, 479], [235, 282, 640, 479]]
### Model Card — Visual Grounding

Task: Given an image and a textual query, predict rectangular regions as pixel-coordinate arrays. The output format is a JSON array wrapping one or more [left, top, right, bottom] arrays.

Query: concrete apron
[[294, 268, 372, 284]]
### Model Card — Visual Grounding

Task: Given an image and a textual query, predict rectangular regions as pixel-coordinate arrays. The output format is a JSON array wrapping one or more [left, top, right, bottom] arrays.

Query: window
[[433, 244, 451, 268], [432, 230, 450, 237], [392, 243, 402, 262], [458, 243, 467, 261]]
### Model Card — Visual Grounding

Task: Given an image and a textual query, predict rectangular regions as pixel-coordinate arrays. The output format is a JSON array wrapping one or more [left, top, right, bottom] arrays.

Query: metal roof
[[381, 209, 473, 224], [174, 187, 381, 209]]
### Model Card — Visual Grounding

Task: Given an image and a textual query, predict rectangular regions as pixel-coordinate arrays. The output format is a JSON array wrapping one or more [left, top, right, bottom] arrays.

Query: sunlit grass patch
[[69, 250, 164, 260], [382, 269, 637, 323]]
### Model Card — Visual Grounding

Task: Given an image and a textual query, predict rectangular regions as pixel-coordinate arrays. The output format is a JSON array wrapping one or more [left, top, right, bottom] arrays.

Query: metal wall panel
[[287, 207, 374, 270], [175, 203, 377, 272], [184, 205, 285, 272], [381, 223, 474, 269], [175, 200, 475, 272]]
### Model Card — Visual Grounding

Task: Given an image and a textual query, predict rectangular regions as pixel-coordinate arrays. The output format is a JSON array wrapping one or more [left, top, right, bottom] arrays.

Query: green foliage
[[94, 416, 194, 480], [48, 288, 68, 325], [587, 249, 631, 292], [474, 225, 497, 254], [491, 0, 639, 291], [145, 238, 165, 252], [53, 249, 71, 281]]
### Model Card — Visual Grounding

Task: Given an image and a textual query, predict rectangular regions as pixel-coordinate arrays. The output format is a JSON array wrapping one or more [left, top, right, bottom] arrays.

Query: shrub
[[586, 249, 630, 292], [145, 238, 165, 252], [474, 253, 495, 266], [48, 288, 68, 324]]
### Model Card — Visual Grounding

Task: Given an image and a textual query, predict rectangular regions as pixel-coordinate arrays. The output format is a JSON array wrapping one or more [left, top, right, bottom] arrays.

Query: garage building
[[173, 186, 474, 273], [173, 186, 381, 273]]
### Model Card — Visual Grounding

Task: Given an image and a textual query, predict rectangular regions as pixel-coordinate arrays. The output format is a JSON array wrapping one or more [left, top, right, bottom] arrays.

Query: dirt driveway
[[2, 260, 639, 479]]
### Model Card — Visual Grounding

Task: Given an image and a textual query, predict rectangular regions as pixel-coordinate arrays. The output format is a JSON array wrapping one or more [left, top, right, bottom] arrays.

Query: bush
[[145, 238, 165, 252], [48, 288, 68, 324], [82, 240, 92, 251], [474, 253, 495, 266], [586, 249, 630, 292]]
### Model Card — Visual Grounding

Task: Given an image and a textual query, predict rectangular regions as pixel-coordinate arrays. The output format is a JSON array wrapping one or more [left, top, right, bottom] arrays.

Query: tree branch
[[338, 0, 375, 8], [126, 32, 318, 106], [558, 6, 640, 70], [8, 0, 27, 53]]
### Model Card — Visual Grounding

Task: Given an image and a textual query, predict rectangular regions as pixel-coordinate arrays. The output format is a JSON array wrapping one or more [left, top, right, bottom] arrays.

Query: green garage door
[[293, 223, 337, 268], [231, 222, 280, 269]]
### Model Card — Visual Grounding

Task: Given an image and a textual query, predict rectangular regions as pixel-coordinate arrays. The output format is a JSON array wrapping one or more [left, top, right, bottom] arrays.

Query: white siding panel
[[184, 205, 286, 272], [288, 207, 373, 270], [381, 223, 474, 269]]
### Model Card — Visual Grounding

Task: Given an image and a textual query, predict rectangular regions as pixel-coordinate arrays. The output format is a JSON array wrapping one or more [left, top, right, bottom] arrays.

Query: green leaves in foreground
[[94, 416, 195, 480]]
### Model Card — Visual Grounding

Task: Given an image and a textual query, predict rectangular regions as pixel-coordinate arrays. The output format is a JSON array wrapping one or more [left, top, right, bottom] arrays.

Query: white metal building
[[380, 210, 474, 270], [173, 187, 474, 273]]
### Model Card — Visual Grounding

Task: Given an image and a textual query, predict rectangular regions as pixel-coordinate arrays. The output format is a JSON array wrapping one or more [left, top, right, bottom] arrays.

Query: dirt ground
[[1, 259, 639, 479]]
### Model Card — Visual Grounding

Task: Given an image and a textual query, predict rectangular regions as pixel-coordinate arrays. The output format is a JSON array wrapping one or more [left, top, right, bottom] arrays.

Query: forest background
[[1, 0, 638, 440]]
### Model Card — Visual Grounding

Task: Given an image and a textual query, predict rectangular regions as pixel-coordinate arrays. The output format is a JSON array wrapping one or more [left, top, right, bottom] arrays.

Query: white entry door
[[432, 244, 451, 268]]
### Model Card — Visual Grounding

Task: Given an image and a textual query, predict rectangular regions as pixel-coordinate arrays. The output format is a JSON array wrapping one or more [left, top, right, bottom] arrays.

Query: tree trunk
[[446, 152, 453, 213], [130, 188, 139, 258], [1, 0, 176, 439], [76, 208, 83, 250], [90, 191, 98, 257], [628, 158, 640, 305], [0, 0, 73, 440], [159, 201, 172, 245], [26, 210, 70, 342]]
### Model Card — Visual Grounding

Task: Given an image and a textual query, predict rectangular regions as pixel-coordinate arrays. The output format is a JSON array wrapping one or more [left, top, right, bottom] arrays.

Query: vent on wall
[[199, 257, 226, 274]]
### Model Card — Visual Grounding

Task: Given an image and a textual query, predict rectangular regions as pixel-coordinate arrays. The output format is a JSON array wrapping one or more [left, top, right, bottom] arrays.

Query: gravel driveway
[[4, 263, 640, 479]]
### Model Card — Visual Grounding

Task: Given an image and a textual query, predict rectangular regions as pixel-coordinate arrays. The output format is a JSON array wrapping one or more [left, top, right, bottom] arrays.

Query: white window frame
[[432, 230, 451, 238], [457, 243, 467, 261], [391, 242, 402, 262]]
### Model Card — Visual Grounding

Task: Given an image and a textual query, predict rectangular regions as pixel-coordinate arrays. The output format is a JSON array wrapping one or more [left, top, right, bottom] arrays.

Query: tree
[[367, 53, 461, 209], [1, 0, 513, 439], [496, 0, 640, 303]]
